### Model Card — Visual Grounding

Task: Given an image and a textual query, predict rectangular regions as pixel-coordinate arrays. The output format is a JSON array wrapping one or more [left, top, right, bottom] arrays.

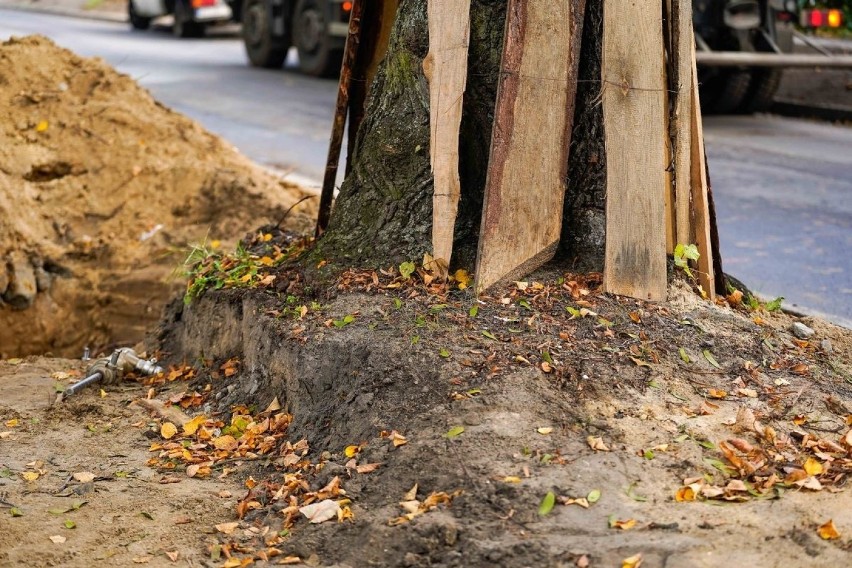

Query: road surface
[[1, 10, 850, 325]]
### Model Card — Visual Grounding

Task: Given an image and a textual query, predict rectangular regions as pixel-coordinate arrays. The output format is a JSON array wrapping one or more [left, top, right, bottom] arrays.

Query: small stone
[[3, 252, 38, 309], [820, 339, 833, 354], [790, 322, 815, 340], [35, 267, 51, 292]]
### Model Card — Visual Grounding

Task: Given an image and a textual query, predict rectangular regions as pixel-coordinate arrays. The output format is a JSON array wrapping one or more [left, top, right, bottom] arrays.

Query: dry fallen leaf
[[299, 499, 341, 524], [165, 551, 179, 562], [537, 427, 554, 435], [817, 519, 841, 540], [213, 435, 238, 451], [356, 463, 381, 474], [49, 535, 66, 544], [610, 518, 637, 530], [215, 522, 239, 535], [404, 484, 418, 501], [160, 422, 178, 440], [587, 436, 610, 452], [21, 471, 39, 482], [622, 553, 643, 568], [182, 415, 206, 436], [803, 457, 824, 476], [132, 557, 151, 564], [72, 472, 96, 483]]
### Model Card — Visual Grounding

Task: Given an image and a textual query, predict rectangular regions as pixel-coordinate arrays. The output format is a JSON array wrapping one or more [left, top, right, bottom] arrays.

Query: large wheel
[[293, 0, 342, 77], [242, 0, 289, 68], [128, 0, 152, 30], [173, 0, 206, 38], [740, 68, 783, 113], [699, 68, 752, 115]]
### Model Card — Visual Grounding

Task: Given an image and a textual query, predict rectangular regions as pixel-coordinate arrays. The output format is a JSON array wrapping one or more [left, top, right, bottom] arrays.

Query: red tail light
[[192, 0, 217, 7], [342, 1, 352, 12], [802, 8, 845, 29]]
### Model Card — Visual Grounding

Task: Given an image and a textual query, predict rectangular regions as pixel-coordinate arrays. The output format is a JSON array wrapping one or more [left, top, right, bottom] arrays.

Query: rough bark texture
[[560, 0, 607, 270], [316, 0, 607, 272]]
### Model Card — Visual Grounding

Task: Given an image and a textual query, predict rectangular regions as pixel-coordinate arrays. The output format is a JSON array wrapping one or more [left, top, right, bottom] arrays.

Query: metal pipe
[[696, 51, 852, 68], [63, 371, 104, 397]]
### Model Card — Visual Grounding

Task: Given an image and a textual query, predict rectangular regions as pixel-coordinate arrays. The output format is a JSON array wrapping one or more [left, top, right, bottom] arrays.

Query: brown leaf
[[587, 436, 610, 452], [356, 463, 382, 474], [817, 519, 841, 540]]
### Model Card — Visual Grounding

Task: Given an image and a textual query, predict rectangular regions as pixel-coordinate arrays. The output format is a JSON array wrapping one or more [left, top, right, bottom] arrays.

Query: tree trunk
[[314, 0, 607, 272]]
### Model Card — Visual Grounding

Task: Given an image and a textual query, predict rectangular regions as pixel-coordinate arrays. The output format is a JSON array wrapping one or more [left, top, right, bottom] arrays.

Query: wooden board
[[602, 0, 668, 301], [475, 0, 584, 294], [690, 54, 716, 301], [426, 0, 470, 275], [670, 0, 694, 247]]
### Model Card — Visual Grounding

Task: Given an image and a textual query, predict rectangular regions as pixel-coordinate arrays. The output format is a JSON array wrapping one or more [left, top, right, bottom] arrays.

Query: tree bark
[[314, 0, 607, 272]]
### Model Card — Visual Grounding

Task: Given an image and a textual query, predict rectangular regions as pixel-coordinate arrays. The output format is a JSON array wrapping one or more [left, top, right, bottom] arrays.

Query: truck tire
[[128, 0, 152, 30], [174, 0, 206, 38], [242, 0, 289, 68], [739, 68, 783, 113], [700, 69, 752, 115], [293, 0, 342, 77]]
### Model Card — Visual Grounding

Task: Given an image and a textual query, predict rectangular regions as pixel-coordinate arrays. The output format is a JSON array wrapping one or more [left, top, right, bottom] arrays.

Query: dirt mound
[[0, 35, 315, 357], [148, 254, 852, 567]]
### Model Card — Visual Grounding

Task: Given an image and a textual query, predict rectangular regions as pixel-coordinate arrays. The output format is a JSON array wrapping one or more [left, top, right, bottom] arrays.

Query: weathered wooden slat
[[602, 0, 668, 301], [426, 0, 471, 276], [475, 0, 585, 294], [671, 0, 694, 247], [690, 54, 716, 300]]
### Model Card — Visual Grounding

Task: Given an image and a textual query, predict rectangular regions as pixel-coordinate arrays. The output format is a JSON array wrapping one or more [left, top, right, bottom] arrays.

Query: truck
[[693, 0, 846, 113], [128, 0, 241, 38], [241, 0, 352, 76], [240, 0, 849, 111]]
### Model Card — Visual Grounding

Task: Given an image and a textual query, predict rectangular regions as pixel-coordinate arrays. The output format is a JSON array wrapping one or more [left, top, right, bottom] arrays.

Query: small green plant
[[673, 243, 700, 278]]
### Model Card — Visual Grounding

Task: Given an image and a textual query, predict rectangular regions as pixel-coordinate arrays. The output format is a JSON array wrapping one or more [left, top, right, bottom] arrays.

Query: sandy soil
[[0, 36, 315, 358]]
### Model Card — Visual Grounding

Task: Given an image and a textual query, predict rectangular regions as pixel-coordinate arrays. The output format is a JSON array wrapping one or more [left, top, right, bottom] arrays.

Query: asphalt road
[[1, 10, 850, 325]]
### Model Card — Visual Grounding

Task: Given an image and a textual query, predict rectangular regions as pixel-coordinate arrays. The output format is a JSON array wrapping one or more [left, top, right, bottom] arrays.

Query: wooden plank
[[690, 54, 716, 301], [316, 0, 365, 236], [602, 0, 668, 301], [475, 0, 585, 294], [670, 0, 694, 247], [663, 0, 675, 253], [425, 0, 471, 276]]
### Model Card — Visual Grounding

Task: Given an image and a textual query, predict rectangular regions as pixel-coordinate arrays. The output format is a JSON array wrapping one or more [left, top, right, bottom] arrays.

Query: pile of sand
[[0, 35, 315, 357]]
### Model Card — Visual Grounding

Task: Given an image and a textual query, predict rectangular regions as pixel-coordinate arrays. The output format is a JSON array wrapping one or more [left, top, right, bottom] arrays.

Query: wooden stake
[[602, 0, 668, 301], [316, 0, 365, 237], [670, 0, 694, 247], [690, 58, 716, 301], [425, 0, 471, 276], [475, 0, 585, 294]]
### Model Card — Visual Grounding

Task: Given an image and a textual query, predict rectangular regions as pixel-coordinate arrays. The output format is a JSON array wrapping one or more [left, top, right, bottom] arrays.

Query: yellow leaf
[[502, 476, 522, 483], [210, 240, 221, 249], [817, 519, 841, 540], [222, 558, 242, 568], [239, 273, 253, 283], [611, 518, 637, 530], [454, 269, 472, 290], [160, 422, 178, 440], [622, 553, 643, 568], [803, 457, 824, 476], [675, 485, 696, 502], [99, 389, 107, 398], [22, 471, 39, 482], [262, 233, 273, 242], [707, 389, 727, 399], [5, 419, 19, 428], [36, 120, 48, 132], [537, 427, 553, 435], [344, 445, 360, 458], [259, 256, 274, 266], [182, 415, 206, 436]]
